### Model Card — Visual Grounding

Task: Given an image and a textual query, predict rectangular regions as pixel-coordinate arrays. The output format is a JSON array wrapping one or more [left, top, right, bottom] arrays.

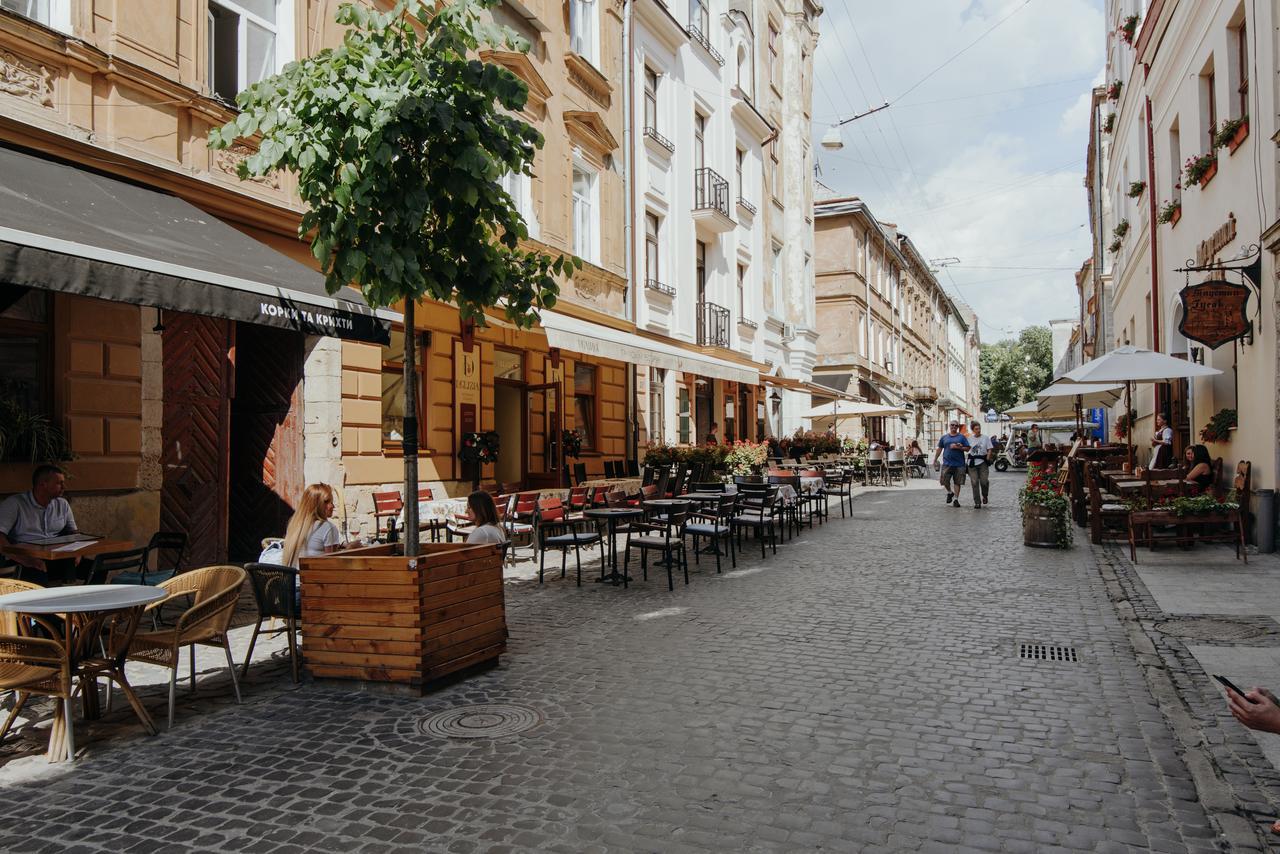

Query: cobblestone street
[[0, 478, 1257, 852]]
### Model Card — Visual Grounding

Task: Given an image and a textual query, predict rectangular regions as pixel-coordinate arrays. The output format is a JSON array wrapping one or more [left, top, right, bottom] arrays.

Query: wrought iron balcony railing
[[645, 278, 676, 297], [697, 300, 731, 348], [693, 167, 731, 218], [687, 25, 724, 65], [644, 126, 675, 153], [736, 197, 757, 215]]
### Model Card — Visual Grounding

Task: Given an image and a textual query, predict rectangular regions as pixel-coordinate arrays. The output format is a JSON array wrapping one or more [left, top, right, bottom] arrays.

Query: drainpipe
[[622, 0, 638, 464], [1144, 91, 1160, 352]]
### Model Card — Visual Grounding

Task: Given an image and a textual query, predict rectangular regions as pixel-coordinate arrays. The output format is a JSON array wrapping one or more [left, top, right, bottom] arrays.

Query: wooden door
[[161, 314, 232, 566], [526, 382, 561, 489], [228, 324, 305, 561]]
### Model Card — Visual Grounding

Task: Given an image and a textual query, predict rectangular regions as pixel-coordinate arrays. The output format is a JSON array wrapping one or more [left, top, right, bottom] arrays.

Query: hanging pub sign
[[1177, 279, 1251, 349]]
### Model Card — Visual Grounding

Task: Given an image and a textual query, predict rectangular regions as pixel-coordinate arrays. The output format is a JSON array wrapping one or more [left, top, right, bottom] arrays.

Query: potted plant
[[1127, 180, 1145, 199], [1106, 80, 1123, 101], [562, 428, 584, 459], [1102, 113, 1116, 134], [1113, 219, 1130, 239], [458, 430, 500, 490], [1184, 152, 1217, 188], [1118, 14, 1140, 45], [1020, 463, 1072, 548], [1213, 115, 1249, 153], [1108, 237, 1124, 254], [1114, 409, 1138, 439], [1157, 199, 1181, 226], [0, 393, 73, 463], [724, 440, 768, 477], [1199, 407, 1237, 443]]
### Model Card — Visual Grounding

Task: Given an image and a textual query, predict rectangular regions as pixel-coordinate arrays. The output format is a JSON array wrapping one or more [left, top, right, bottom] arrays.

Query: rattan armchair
[[0, 578, 76, 761], [126, 565, 246, 728]]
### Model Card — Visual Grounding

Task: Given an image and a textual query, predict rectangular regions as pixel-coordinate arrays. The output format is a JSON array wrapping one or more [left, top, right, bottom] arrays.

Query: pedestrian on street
[[966, 420, 995, 508], [1224, 684, 1280, 834], [932, 421, 970, 507]]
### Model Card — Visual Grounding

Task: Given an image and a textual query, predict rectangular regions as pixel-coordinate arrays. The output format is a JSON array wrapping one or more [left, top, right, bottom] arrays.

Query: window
[[573, 363, 597, 450], [645, 212, 660, 285], [0, 290, 51, 457], [572, 165, 598, 264], [1168, 120, 1181, 200], [694, 112, 706, 170], [736, 45, 750, 96], [689, 0, 709, 35], [678, 385, 690, 444], [644, 67, 659, 131], [767, 22, 779, 89], [648, 368, 666, 444], [1234, 20, 1249, 119], [1203, 68, 1217, 151], [493, 348, 522, 381], [771, 244, 782, 308], [737, 263, 747, 318], [696, 240, 707, 302], [570, 0, 598, 66], [735, 147, 745, 202], [0, 0, 68, 30], [770, 143, 781, 199], [208, 0, 286, 103], [381, 327, 428, 449]]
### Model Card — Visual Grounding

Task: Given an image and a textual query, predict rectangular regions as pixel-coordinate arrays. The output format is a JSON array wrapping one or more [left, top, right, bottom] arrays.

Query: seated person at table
[[280, 483, 346, 568], [1183, 444, 1214, 493], [464, 491, 507, 545], [0, 464, 77, 585]]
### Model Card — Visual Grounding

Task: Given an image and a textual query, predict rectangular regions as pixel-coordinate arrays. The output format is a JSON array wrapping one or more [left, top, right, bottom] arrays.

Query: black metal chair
[[732, 485, 780, 558], [112, 531, 187, 585], [654, 467, 671, 499], [692, 482, 726, 493], [606, 460, 621, 479], [573, 462, 588, 485], [825, 470, 855, 518], [626, 459, 640, 478], [641, 465, 656, 487], [624, 506, 690, 591], [85, 547, 149, 586], [537, 498, 603, 586], [242, 563, 302, 683], [686, 493, 738, 574]]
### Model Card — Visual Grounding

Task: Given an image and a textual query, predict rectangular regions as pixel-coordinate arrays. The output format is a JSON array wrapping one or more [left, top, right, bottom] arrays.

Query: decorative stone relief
[[212, 143, 282, 190], [0, 50, 53, 108], [573, 274, 603, 303]]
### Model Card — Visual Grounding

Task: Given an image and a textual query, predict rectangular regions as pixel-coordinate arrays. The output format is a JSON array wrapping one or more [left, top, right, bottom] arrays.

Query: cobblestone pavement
[[0, 476, 1244, 852]]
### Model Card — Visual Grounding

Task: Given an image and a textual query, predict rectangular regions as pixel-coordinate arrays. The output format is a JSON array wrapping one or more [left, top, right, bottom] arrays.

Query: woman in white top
[[464, 490, 507, 545], [281, 483, 346, 568]]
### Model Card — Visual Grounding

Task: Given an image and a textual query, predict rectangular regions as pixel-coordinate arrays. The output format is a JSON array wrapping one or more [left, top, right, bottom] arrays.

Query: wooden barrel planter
[[299, 541, 506, 692], [1023, 504, 1064, 548]]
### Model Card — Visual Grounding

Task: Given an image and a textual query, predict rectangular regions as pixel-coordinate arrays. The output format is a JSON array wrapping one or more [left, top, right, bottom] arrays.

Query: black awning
[[0, 145, 393, 343]]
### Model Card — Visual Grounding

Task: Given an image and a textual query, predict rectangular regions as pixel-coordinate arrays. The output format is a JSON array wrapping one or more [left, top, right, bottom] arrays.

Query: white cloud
[[813, 0, 1105, 337]]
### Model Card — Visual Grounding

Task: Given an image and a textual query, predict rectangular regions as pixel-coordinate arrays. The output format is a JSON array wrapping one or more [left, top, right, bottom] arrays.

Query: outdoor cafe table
[[0, 584, 163, 761], [582, 507, 643, 585], [1, 538, 136, 565]]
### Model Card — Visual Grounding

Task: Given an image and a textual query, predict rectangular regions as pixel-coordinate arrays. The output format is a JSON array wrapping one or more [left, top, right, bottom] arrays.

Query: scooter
[[993, 444, 1028, 473]]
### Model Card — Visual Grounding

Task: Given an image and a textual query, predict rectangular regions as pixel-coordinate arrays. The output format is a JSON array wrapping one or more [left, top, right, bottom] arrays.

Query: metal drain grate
[[1019, 643, 1078, 662], [416, 703, 543, 739]]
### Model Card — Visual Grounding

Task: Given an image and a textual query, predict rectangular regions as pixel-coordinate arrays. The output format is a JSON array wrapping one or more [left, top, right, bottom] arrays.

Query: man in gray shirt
[[966, 421, 996, 509], [0, 464, 77, 584]]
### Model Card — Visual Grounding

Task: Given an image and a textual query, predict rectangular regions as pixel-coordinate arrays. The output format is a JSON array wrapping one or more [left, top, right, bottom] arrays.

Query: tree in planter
[[208, 0, 580, 556]]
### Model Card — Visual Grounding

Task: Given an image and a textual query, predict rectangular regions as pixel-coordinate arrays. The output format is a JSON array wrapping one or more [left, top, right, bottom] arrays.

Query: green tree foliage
[[208, 0, 578, 326], [979, 326, 1054, 413], [208, 0, 580, 553]]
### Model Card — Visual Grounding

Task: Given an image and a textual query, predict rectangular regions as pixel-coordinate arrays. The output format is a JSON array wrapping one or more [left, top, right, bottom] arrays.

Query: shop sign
[[1178, 279, 1251, 349], [1195, 213, 1237, 266], [454, 341, 481, 439]]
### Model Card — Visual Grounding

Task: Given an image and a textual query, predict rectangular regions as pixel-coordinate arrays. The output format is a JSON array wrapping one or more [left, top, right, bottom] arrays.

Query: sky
[[811, 0, 1105, 344]]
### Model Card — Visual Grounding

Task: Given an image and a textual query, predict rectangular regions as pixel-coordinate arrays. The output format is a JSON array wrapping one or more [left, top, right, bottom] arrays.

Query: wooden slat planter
[[299, 542, 506, 691]]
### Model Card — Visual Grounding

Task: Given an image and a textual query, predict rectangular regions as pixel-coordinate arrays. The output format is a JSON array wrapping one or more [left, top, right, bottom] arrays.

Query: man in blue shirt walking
[[932, 422, 970, 508]]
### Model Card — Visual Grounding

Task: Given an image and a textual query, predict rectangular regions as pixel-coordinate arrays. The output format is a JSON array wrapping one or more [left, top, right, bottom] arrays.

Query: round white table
[[799, 475, 825, 495], [0, 584, 165, 761]]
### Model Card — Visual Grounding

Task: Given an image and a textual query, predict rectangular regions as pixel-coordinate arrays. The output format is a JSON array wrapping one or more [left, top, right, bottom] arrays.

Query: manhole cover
[[1155, 618, 1274, 641], [416, 703, 543, 739]]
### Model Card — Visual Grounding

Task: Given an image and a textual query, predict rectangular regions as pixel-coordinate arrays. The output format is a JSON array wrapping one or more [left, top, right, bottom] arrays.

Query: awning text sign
[[1178, 279, 1251, 349]]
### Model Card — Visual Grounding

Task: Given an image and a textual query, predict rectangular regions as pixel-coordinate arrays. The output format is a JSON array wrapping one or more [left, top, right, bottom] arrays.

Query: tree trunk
[[403, 299, 419, 557]]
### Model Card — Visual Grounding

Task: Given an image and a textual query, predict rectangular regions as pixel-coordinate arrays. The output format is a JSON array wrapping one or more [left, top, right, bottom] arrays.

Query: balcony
[[687, 24, 724, 65], [697, 300, 731, 347], [911, 385, 938, 402], [645, 278, 676, 297], [692, 167, 734, 233], [643, 126, 675, 154]]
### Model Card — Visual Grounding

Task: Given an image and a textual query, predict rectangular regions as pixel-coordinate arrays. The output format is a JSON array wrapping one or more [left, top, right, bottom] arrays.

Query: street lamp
[[819, 102, 891, 151]]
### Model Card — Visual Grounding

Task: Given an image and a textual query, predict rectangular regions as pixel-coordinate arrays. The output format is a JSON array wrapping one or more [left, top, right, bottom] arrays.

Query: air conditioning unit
[[781, 323, 795, 341]]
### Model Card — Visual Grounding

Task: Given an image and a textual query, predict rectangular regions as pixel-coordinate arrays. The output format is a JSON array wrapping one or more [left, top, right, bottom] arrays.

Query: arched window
[[736, 44, 752, 97]]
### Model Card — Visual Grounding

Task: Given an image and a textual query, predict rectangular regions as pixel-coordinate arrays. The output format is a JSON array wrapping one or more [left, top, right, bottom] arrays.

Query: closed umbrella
[[1059, 346, 1222, 462]]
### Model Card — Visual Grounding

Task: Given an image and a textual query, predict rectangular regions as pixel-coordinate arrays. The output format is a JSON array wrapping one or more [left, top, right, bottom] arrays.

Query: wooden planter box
[[1228, 120, 1249, 154], [299, 542, 506, 691]]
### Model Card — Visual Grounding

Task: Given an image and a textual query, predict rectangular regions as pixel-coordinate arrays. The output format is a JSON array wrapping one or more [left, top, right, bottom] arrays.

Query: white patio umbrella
[[805, 400, 909, 420], [1058, 345, 1222, 461], [1005, 400, 1071, 420], [1036, 381, 1124, 430]]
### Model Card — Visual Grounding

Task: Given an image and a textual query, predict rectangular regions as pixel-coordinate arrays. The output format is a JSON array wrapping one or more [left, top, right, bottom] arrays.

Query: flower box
[[1199, 160, 1218, 187], [1228, 119, 1249, 154], [300, 541, 507, 692], [1169, 205, 1181, 227]]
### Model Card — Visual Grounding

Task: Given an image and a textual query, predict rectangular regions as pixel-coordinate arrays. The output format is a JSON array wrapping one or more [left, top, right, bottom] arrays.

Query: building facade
[[1090, 0, 1277, 503]]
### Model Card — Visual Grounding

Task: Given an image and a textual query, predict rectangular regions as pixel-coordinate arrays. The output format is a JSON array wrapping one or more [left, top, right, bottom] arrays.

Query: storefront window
[[678, 386, 690, 444], [494, 348, 522, 381], [381, 328, 427, 449], [574, 363, 597, 450], [648, 368, 665, 444], [0, 288, 51, 457]]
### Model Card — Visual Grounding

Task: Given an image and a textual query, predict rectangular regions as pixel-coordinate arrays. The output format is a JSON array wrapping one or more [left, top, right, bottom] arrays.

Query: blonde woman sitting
[[281, 483, 353, 568]]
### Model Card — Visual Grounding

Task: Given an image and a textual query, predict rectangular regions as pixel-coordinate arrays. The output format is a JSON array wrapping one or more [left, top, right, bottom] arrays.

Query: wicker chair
[[126, 565, 246, 728], [0, 578, 77, 761], [242, 563, 301, 683]]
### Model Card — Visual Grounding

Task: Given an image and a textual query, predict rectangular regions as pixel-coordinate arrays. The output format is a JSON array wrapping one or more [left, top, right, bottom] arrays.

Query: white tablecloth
[[0, 584, 165, 614]]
